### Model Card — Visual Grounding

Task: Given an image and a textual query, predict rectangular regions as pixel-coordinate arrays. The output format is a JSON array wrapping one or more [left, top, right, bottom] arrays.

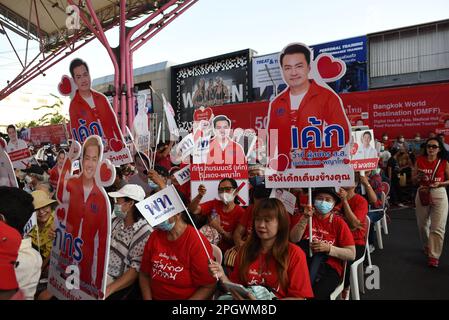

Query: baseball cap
[[0, 221, 21, 290], [32, 190, 57, 210], [108, 184, 146, 202]]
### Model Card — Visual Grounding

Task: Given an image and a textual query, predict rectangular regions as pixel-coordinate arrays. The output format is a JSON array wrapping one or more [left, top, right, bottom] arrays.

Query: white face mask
[[25, 175, 32, 184], [219, 192, 235, 205]]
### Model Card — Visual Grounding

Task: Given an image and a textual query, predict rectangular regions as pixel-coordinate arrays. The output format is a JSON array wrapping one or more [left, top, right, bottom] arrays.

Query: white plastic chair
[[369, 191, 387, 250], [349, 216, 371, 300], [211, 244, 223, 265], [380, 182, 390, 235], [330, 261, 347, 300]]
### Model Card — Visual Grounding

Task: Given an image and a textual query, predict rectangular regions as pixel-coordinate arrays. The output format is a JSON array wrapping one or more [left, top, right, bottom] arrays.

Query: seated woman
[[290, 188, 355, 300], [139, 213, 216, 300], [189, 178, 245, 253], [106, 184, 152, 300], [209, 198, 313, 300]]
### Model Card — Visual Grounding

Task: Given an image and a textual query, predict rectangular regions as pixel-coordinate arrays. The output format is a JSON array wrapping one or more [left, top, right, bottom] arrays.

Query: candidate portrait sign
[[265, 42, 354, 188], [350, 129, 379, 171], [48, 136, 115, 300], [0, 138, 18, 188]]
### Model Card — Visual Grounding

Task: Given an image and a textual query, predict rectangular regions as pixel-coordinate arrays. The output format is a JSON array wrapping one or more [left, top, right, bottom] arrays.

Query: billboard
[[251, 36, 368, 100], [171, 49, 252, 133]]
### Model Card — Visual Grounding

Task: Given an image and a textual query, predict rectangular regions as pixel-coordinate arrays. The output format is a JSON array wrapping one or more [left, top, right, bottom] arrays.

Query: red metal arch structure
[[0, 0, 198, 130]]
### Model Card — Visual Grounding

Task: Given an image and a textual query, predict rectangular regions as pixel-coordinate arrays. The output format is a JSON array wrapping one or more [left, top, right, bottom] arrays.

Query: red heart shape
[[109, 139, 124, 152], [58, 75, 72, 96], [0, 138, 6, 149], [100, 163, 112, 182], [351, 143, 358, 156], [343, 158, 350, 164], [317, 55, 345, 80], [193, 107, 213, 122], [268, 154, 289, 172]]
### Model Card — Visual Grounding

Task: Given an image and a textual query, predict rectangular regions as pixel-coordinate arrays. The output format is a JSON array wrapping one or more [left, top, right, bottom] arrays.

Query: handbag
[[418, 159, 441, 206]]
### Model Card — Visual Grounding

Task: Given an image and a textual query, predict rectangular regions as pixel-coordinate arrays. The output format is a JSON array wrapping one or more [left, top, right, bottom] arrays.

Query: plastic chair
[[330, 261, 347, 300], [380, 182, 390, 235], [211, 244, 223, 265], [369, 191, 387, 250], [349, 216, 371, 300]]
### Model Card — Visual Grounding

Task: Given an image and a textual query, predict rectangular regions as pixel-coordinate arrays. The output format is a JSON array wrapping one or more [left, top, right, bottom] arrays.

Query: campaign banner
[[172, 49, 251, 133], [136, 184, 185, 227], [29, 124, 68, 145], [269, 189, 296, 214], [190, 163, 249, 205], [7, 147, 34, 170], [173, 165, 191, 186], [162, 94, 179, 140], [265, 43, 354, 188], [350, 129, 379, 172], [48, 136, 115, 300], [0, 138, 18, 188]]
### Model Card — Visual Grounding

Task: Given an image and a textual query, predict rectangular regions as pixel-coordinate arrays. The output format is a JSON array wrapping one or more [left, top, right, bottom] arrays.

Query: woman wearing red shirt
[[290, 188, 355, 300], [209, 198, 313, 300], [139, 213, 216, 300], [189, 178, 245, 253], [48, 150, 66, 189], [413, 138, 449, 268]]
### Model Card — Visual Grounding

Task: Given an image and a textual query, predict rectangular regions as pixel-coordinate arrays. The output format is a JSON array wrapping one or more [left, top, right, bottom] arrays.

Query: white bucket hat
[[108, 184, 145, 202]]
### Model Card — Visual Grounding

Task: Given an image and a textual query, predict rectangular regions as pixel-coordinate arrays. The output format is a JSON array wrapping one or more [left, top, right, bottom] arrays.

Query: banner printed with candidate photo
[[172, 50, 251, 134], [350, 129, 379, 171], [0, 138, 18, 187], [48, 136, 115, 300], [265, 42, 354, 188]]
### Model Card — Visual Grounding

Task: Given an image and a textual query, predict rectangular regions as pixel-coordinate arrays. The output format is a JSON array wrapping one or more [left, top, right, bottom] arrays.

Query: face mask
[[372, 168, 381, 175], [148, 179, 159, 190], [415, 137, 421, 141], [113, 204, 127, 219], [154, 219, 175, 232], [383, 136, 388, 140], [380, 146, 385, 152], [25, 175, 32, 184], [249, 176, 264, 187], [314, 200, 334, 215], [219, 192, 235, 205], [399, 138, 405, 143]]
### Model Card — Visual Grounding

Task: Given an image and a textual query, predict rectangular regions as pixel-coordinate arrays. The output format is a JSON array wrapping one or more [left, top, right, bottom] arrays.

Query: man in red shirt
[[266, 44, 351, 169]]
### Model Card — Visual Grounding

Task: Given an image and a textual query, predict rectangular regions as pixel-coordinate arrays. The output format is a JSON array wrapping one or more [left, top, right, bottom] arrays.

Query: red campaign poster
[[29, 124, 68, 145], [48, 136, 115, 300]]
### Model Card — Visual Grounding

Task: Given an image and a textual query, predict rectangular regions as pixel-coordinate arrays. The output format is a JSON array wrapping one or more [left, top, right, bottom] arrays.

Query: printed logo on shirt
[[90, 203, 98, 214], [276, 108, 286, 117]]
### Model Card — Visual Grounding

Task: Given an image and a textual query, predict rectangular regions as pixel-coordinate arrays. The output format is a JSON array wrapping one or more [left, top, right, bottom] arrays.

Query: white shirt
[[83, 95, 96, 109], [6, 139, 28, 153], [15, 238, 42, 300], [290, 92, 307, 110], [362, 145, 378, 159]]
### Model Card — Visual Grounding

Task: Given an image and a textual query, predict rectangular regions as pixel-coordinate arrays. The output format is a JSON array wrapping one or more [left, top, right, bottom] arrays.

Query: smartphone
[[222, 281, 252, 299]]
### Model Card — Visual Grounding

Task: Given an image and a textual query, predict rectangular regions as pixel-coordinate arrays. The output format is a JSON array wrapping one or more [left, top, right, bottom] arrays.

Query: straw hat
[[31, 190, 57, 210]]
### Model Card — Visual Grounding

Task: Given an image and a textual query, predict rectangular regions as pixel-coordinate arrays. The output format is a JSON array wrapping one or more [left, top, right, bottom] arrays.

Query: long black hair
[[424, 138, 448, 159]]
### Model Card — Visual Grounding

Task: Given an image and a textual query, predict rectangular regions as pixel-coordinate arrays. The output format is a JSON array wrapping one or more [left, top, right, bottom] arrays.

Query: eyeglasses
[[426, 145, 439, 149], [218, 187, 234, 193]]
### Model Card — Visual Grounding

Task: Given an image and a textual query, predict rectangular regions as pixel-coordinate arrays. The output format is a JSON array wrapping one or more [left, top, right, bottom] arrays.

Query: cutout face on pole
[[48, 135, 115, 300]]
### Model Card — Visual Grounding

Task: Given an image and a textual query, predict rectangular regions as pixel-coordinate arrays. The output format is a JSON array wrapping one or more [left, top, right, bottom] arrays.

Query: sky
[[0, 0, 448, 107]]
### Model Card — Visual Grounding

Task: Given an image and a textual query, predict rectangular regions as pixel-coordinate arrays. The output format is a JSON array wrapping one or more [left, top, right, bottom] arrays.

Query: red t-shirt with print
[[301, 213, 355, 277], [339, 194, 368, 246], [229, 243, 314, 299], [416, 156, 447, 187], [140, 225, 215, 300]]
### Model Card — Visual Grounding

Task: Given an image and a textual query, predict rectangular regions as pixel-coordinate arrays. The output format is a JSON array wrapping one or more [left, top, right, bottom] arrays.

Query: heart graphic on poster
[[269, 154, 289, 172], [316, 55, 345, 81], [109, 139, 124, 152], [0, 138, 6, 149], [343, 158, 350, 164], [193, 107, 213, 122], [351, 143, 358, 156], [100, 163, 112, 182], [58, 75, 72, 96]]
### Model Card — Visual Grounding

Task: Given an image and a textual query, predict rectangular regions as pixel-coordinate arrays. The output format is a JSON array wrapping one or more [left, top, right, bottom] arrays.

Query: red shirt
[[230, 243, 314, 299], [239, 205, 254, 236], [338, 194, 368, 246], [300, 213, 355, 277], [266, 81, 351, 168], [140, 226, 215, 300], [156, 154, 172, 171], [416, 156, 447, 187], [207, 138, 246, 165]]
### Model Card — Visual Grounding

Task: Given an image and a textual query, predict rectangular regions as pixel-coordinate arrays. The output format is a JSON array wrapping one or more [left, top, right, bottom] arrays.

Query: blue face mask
[[314, 200, 335, 215], [155, 219, 175, 232], [113, 204, 127, 220], [148, 179, 159, 190], [249, 176, 265, 187]]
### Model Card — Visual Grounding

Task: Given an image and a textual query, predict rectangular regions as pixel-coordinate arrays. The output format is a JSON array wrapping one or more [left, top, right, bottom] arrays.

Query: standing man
[[266, 43, 351, 169]]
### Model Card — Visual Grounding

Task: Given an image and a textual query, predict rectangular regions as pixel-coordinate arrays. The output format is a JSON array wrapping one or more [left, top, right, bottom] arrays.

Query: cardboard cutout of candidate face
[[48, 135, 115, 300], [265, 42, 353, 188]]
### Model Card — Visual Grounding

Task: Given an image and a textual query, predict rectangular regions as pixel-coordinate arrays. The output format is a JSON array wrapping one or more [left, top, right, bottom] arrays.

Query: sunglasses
[[426, 144, 439, 149], [218, 187, 234, 193]]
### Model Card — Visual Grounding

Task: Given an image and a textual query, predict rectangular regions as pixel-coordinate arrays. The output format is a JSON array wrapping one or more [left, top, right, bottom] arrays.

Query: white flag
[[173, 165, 191, 186], [162, 94, 179, 141], [136, 185, 185, 227]]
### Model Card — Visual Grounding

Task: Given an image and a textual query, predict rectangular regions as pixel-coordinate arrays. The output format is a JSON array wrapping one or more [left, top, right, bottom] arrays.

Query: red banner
[[213, 83, 449, 139], [29, 124, 68, 145]]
